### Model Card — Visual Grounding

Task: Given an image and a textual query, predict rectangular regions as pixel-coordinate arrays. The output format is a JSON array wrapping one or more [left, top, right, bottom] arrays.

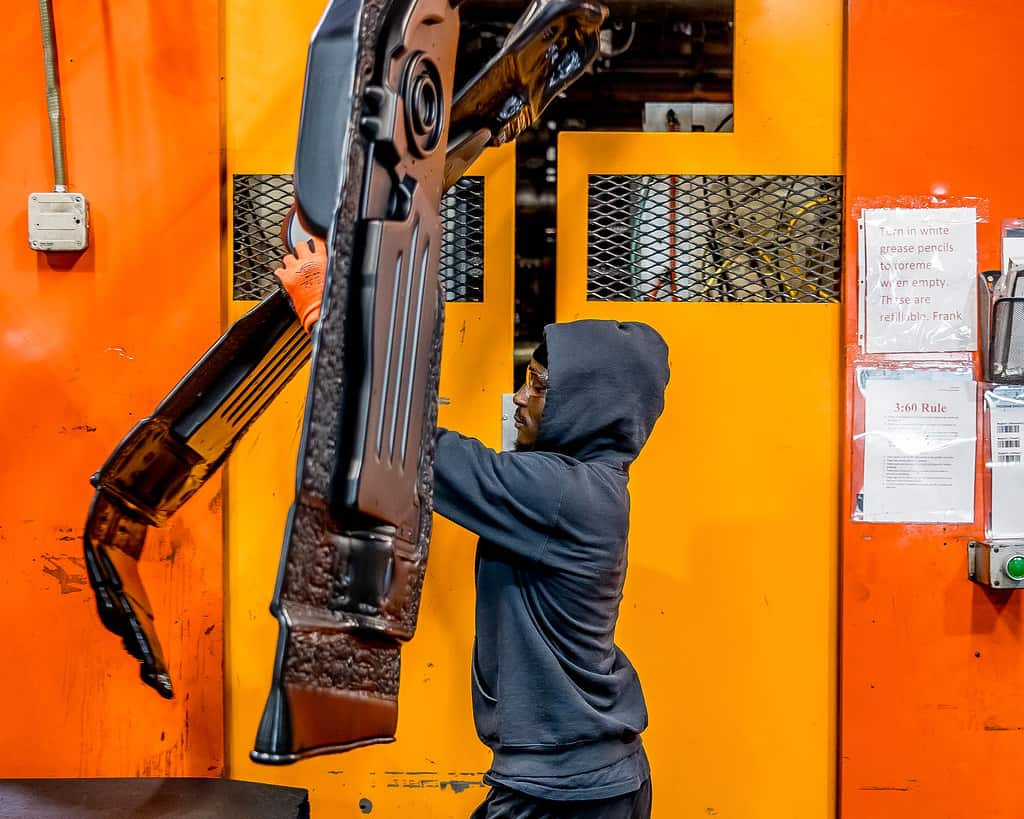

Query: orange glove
[[273, 238, 326, 333]]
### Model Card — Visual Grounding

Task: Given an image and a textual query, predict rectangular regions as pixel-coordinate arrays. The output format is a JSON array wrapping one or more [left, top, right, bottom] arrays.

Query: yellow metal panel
[[562, 0, 843, 177], [224, 0, 324, 175], [222, 3, 515, 807], [556, 0, 842, 816]]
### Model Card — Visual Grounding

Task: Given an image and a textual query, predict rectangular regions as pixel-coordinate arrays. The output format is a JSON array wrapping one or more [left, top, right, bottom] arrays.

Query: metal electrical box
[[28, 192, 89, 252], [968, 541, 1024, 589]]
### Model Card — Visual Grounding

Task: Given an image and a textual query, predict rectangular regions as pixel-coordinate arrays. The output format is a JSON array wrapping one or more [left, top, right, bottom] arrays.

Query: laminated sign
[[859, 369, 976, 524], [861, 207, 978, 354]]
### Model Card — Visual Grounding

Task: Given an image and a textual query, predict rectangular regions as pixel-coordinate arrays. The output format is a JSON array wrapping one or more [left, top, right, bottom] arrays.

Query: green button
[[1006, 555, 1024, 581]]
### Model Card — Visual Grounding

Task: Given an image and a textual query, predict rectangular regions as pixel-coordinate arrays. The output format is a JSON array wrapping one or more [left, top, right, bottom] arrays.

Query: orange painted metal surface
[[842, 2, 1024, 815], [0, 2, 224, 775]]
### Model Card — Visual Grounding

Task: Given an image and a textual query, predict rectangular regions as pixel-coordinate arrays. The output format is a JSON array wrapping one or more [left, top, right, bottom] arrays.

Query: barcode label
[[998, 423, 1022, 434], [997, 439, 1021, 449], [998, 453, 1022, 463]]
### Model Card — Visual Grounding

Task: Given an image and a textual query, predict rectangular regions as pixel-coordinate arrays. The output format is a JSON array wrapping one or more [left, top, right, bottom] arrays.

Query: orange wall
[[842, 1, 1024, 815], [0, 2, 224, 775]]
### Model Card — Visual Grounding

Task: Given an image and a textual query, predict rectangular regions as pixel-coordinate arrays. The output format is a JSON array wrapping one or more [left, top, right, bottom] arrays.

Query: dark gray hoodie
[[433, 319, 670, 800]]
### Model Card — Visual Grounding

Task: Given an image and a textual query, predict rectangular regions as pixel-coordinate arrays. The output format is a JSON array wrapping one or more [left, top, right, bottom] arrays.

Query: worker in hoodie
[[435, 320, 668, 819], [275, 243, 669, 819]]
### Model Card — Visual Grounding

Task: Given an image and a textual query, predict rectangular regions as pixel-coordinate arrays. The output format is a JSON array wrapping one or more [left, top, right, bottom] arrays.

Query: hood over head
[[533, 319, 669, 463]]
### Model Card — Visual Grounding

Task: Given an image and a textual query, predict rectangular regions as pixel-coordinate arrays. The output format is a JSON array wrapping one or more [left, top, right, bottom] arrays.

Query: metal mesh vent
[[440, 177, 484, 301], [587, 174, 843, 303], [233, 174, 295, 301], [232, 174, 485, 302]]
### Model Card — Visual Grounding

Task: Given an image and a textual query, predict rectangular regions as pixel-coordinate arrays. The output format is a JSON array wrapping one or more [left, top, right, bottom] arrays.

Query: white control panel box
[[28, 192, 89, 252]]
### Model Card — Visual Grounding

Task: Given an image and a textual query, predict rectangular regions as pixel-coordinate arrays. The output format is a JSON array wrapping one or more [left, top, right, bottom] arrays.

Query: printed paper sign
[[987, 389, 1024, 537], [862, 207, 977, 353], [860, 371, 976, 523]]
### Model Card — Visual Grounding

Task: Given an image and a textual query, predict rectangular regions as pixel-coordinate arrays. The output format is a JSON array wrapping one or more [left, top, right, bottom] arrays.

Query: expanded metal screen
[[233, 174, 294, 301], [232, 174, 485, 302], [587, 174, 843, 303], [440, 177, 485, 301]]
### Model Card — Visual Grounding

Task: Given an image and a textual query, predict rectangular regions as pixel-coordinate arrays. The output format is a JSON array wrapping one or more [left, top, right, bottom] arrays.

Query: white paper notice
[[861, 371, 976, 523], [987, 389, 1024, 537], [862, 207, 978, 353]]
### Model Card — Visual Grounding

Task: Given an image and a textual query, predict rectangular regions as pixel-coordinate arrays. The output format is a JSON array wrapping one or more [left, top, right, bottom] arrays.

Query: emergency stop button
[[1005, 555, 1024, 581]]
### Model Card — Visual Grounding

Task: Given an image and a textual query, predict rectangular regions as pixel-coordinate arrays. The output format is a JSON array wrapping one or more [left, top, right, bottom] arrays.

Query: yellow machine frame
[[555, 0, 842, 814], [223, 4, 514, 815], [223, 0, 841, 814]]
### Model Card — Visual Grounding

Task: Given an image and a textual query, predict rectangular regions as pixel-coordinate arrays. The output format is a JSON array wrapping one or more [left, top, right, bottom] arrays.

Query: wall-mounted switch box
[[969, 541, 1024, 589], [28, 192, 89, 252]]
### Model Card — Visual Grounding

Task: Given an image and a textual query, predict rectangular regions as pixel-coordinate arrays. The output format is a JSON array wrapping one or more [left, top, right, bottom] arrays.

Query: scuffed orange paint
[[842, 2, 1024, 816], [0, 1, 223, 776]]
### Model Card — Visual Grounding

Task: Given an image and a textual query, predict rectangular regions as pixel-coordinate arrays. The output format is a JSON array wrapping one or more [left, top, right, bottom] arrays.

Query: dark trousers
[[470, 779, 652, 819]]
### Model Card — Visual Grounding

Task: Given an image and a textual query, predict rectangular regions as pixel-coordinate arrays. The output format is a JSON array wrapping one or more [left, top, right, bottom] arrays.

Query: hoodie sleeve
[[433, 428, 567, 565]]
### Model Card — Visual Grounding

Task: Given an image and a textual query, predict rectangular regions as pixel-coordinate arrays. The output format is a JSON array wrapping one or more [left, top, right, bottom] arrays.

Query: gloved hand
[[273, 238, 326, 333]]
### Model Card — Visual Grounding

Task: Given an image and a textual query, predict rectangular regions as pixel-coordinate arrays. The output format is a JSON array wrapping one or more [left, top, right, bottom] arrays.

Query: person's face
[[512, 357, 547, 449]]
